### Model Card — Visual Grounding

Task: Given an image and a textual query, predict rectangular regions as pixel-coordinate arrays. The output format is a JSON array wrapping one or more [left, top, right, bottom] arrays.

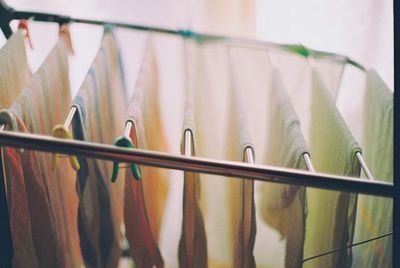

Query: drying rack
[[0, 0, 397, 266]]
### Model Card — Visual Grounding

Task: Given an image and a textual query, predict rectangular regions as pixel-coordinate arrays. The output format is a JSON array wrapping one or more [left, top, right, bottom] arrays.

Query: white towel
[[227, 47, 257, 268], [193, 42, 233, 268]]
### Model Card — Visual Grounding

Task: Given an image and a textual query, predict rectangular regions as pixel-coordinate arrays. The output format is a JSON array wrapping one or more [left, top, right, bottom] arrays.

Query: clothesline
[[0, 0, 365, 71]]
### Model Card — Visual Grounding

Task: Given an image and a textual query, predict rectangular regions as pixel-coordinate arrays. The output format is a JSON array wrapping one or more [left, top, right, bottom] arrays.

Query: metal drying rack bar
[[0, 130, 392, 197]]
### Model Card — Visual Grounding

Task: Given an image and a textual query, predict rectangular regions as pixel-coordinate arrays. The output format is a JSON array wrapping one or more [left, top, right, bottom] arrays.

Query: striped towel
[[71, 27, 128, 268], [178, 40, 208, 268], [303, 68, 361, 268], [123, 37, 167, 268], [9, 36, 82, 267]]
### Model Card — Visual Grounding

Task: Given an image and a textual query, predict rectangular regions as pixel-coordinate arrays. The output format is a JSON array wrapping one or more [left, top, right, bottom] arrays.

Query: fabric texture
[[9, 36, 82, 268], [0, 30, 32, 267], [0, 111, 39, 268], [193, 43, 235, 267], [123, 37, 168, 268], [190, 43, 259, 268], [71, 28, 127, 268], [259, 68, 309, 268], [0, 30, 31, 108], [352, 69, 393, 268], [227, 48, 257, 268], [178, 40, 208, 268], [303, 69, 361, 268]]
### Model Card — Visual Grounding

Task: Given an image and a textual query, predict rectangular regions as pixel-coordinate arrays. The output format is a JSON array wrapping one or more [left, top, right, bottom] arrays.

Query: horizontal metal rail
[[0, 130, 392, 198]]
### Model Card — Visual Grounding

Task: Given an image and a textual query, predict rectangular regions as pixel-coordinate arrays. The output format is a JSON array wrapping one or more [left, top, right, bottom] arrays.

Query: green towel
[[303, 69, 361, 268], [352, 69, 393, 268]]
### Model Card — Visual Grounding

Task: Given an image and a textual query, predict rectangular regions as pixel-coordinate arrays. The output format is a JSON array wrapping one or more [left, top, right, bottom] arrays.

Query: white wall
[[256, 0, 393, 90]]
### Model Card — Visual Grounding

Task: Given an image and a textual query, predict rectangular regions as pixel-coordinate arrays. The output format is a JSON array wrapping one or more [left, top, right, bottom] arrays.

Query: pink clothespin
[[17, 19, 33, 50], [59, 24, 75, 55]]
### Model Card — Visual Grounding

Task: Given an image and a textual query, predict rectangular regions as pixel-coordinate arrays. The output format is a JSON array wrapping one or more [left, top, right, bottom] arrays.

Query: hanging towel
[[123, 124, 164, 268], [71, 96, 121, 268], [193, 43, 234, 268], [352, 69, 393, 268], [191, 43, 258, 267], [178, 40, 208, 268], [0, 111, 39, 268], [71, 28, 127, 268], [9, 36, 82, 268], [123, 37, 168, 268], [226, 47, 257, 268], [0, 29, 32, 267], [0, 30, 31, 108], [259, 68, 309, 268], [303, 69, 361, 268]]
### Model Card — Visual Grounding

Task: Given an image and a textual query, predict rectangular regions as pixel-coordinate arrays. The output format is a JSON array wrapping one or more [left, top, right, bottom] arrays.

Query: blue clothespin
[[111, 136, 141, 182]]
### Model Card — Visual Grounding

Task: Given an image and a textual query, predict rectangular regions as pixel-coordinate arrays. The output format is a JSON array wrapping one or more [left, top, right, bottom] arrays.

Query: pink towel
[[9, 36, 82, 267], [0, 111, 39, 268]]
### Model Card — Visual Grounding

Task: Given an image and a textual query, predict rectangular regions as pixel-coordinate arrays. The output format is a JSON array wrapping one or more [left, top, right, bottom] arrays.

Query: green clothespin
[[111, 136, 141, 182], [283, 44, 310, 58]]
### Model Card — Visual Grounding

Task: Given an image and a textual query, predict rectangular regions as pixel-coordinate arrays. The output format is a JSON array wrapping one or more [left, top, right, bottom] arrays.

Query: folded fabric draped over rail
[[0, 16, 393, 268]]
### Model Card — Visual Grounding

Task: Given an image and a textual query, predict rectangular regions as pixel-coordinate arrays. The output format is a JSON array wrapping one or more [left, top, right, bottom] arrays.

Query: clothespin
[[18, 19, 33, 50], [111, 120, 141, 182], [111, 136, 141, 182], [51, 124, 80, 171], [59, 24, 75, 55]]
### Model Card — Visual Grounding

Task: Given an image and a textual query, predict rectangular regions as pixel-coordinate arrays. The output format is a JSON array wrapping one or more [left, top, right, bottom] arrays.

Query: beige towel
[[193, 43, 234, 267], [0, 30, 31, 108], [303, 69, 361, 268], [352, 69, 393, 268], [193, 43, 259, 268], [178, 40, 208, 268]]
